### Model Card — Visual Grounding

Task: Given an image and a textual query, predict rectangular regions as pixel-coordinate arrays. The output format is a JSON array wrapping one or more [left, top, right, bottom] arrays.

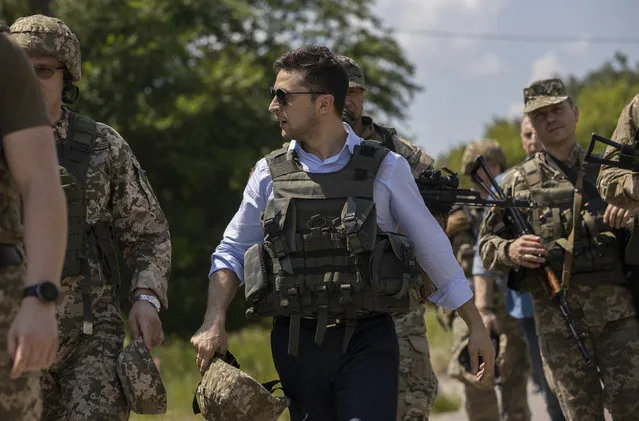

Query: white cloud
[[467, 53, 503, 76], [530, 51, 564, 82], [373, 0, 509, 69]]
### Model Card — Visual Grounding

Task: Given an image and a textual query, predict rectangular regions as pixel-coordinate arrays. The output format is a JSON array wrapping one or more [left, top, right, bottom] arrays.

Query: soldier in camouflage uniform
[[479, 78, 639, 421], [336, 55, 439, 421], [446, 139, 531, 421], [1, 28, 68, 421], [10, 15, 171, 421], [597, 93, 639, 209]]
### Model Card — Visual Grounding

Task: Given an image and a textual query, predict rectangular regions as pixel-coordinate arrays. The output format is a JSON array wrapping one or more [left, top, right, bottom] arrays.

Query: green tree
[[4, 0, 422, 336]]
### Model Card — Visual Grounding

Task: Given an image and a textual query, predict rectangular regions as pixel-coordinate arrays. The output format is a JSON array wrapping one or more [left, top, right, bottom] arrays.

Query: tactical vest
[[244, 141, 417, 356], [58, 110, 120, 334], [517, 157, 625, 291]]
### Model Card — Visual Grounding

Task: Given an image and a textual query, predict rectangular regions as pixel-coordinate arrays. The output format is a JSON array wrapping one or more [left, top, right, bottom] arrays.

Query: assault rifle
[[585, 133, 639, 171], [469, 156, 592, 366], [416, 168, 534, 213]]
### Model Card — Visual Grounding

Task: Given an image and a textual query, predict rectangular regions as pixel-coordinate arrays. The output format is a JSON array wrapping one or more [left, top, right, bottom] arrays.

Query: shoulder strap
[[265, 147, 301, 180], [350, 139, 389, 180], [519, 158, 542, 189], [59, 111, 97, 187], [376, 124, 397, 152], [545, 152, 604, 207]]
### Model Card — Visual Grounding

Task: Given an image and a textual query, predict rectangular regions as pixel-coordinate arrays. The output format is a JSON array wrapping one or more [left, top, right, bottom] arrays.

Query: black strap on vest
[[545, 152, 604, 208], [59, 110, 98, 335]]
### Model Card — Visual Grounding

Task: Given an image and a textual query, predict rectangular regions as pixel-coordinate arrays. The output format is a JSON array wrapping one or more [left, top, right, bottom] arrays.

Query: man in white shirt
[[191, 45, 494, 421]]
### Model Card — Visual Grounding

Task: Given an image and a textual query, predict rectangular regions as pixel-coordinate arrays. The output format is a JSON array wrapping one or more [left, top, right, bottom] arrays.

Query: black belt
[[273, 312, 386, 328], [0, 244, 22, 269]]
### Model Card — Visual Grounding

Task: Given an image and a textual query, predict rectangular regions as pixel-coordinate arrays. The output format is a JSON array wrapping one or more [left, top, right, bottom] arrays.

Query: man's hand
[[507, 234, 548, 268], [7, 298, 58, 379], [128, 300, 164, 350], [467, 321, 496, 383], [190, 319, 228, 375], [603, 204, 633, 229]]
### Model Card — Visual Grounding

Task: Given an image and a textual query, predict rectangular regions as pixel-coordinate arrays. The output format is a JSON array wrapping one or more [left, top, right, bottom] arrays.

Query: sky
[[371, 0, 639, 158]]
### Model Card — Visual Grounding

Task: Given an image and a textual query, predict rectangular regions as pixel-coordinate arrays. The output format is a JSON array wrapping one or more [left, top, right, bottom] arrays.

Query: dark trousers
[[518, 317, 566, 421], [271, 314, 399, 421]]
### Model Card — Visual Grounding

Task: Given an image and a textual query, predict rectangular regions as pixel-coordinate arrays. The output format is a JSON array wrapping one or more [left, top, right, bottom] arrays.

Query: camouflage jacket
[[446, 206, 483, 280], [479, 144, 635, 335], [598, 93, 639, 209], [54, 109, 171, 327], [359, 116, 434, 177]]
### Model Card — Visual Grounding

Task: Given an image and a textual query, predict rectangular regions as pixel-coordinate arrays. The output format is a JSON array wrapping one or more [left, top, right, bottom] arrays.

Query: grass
[[131, 307, 459, 421]]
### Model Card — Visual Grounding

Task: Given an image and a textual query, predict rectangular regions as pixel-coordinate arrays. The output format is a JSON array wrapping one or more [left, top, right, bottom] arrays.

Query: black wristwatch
[[23, 281, 59, 303]]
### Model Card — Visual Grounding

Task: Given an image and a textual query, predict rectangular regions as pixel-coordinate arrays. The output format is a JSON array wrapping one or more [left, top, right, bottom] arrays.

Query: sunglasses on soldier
[[34, 64, 65, 80], [269, 87, 326, 106]]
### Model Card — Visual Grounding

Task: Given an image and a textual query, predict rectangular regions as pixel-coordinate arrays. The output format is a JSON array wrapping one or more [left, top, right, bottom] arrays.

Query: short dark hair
[[273, 45, 348, 116]]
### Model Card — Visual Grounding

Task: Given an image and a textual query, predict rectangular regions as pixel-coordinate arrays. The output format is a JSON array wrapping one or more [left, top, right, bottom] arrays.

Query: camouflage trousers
[[0, 263, 42, 421], [393, 290, 439, 421], [539, 315, 639, 421], [448, 291, 531, 421], [41, 276, 129, 421]]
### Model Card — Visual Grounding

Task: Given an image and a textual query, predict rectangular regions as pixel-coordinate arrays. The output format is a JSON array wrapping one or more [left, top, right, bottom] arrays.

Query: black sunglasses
[[269, 87, 326, 105], [34, 64, 65, 80]]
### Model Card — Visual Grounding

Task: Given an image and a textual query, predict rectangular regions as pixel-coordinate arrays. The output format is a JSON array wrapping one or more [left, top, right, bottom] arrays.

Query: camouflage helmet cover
[[10, 14, 81, 81], [336, 55, 366, 90], [196, 356, 289, 421], [116, 337, 167, 414], [461, 138, 506, 176]]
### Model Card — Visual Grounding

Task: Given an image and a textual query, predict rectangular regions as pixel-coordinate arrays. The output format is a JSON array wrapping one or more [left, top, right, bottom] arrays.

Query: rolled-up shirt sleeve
[[209, 158, 271, 282], [375, 154, 473, 310]]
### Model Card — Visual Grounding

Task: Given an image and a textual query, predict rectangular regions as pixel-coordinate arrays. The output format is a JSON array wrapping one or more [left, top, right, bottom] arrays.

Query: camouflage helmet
[[194, 353, 289, 421], [447, 329, 503, 391], [335, 55, 366, 90], [461, 138, 506, 176], [10, 14, 81, 81], [116, 337, 167, 414]]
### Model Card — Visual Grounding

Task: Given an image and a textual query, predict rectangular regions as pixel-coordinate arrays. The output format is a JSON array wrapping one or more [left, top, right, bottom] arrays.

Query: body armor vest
[[518, 157, 624, 290], [58, 110, 120, 334], [448, 206, 483, 278], [244, 141, 417, 356]]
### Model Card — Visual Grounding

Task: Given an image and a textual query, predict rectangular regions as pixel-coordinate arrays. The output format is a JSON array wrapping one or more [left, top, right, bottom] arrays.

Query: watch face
[[38, 282, 59, 302]]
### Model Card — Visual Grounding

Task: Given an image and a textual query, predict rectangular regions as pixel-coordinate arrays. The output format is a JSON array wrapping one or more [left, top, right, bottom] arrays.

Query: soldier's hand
[[604, 204, 633, 229], [479, 309, 500, 334], [508, 235, 547, 268], [191, 319, 228, 375], [128, 300, 164, 350], [7, 298, 58, 378]]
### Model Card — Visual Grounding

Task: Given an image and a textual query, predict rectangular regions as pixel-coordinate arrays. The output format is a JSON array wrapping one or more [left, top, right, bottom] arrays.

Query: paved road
[[431, 376, 611, 421]]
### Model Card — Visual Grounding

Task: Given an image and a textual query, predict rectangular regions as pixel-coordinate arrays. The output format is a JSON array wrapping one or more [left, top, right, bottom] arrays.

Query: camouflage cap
[[461, 138, 506, 176], [523, 78, 569, 113], [195, 355, 289, 421], [10, 14, 81, 81], [336, 55, 366, 90], [116, 337, 167, 414]]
